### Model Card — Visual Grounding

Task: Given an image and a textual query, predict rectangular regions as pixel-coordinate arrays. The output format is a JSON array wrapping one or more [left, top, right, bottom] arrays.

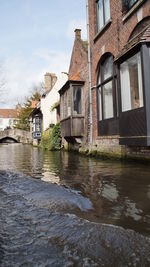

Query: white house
[[41, 72, 68, 131], [0, 109, 18, 131]]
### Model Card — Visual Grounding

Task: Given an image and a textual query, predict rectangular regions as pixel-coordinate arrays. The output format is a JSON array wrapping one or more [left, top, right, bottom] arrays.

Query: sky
[[0, 0, 87, 108]]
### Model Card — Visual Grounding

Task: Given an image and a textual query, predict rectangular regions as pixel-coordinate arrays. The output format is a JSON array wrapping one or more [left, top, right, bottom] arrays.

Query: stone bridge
[[0, 129, 32, 144]]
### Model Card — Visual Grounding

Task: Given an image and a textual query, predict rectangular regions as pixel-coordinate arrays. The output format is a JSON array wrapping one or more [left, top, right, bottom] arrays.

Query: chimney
[[44, 72, 57, 93], [75, 29, 81, 40]]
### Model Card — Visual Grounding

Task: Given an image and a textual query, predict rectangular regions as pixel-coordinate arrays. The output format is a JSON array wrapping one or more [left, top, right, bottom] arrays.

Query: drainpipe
[[86, 0, 93, 146]]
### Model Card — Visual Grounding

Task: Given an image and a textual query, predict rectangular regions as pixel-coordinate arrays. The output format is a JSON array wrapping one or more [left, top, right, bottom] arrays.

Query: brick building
[[87, 0, 150, 158], [59, 29, 89, 149]]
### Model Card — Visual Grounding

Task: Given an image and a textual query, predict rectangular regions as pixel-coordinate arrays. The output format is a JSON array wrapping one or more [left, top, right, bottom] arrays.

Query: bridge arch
[[0, 136, 19, 143], [0, 129, 31, 144]]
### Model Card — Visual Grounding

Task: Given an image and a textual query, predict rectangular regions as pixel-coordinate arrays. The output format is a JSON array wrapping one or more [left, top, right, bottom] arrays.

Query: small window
[[96, 0, 110, 32], [120, 52, 143, 112], [73, 86, 82, 115]]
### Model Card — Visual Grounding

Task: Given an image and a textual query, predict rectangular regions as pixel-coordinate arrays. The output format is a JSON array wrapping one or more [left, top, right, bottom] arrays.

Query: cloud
[[0, 49, 71, 108], [33, 48, 70, 75], [66, 19, 87, 40]]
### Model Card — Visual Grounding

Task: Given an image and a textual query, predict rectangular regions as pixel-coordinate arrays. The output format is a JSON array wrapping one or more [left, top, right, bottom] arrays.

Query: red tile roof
[[0, 109, 18, 118], [69, 71, 83, 81]]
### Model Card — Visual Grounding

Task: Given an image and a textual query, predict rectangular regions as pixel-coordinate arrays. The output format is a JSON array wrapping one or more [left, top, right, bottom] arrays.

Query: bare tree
[[0, 62, 9, 106]]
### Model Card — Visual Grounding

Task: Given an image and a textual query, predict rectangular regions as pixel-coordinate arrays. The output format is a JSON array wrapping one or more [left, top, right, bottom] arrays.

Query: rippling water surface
[[0, 143, 150, 266]]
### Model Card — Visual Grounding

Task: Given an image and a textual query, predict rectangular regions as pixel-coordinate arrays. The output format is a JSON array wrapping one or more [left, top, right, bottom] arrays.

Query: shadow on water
[[0, 144, 150, 266], [0, 237, 4, 266], [0, 143, 150, 236]]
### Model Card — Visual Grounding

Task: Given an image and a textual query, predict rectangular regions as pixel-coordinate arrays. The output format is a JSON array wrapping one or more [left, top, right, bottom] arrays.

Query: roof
[[31, 100, 38, 108], [69, 71, 83, 81], [116, 24, 150, 61], [0, 109, 18, 119], [29, 107, 42, 118], [59, 79, 85, 95]]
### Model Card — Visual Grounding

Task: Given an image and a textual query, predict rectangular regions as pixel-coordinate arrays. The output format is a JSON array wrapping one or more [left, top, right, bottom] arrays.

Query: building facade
[[0, 109, 18, 131], [88, 0, 150, 158], [59, 29, 89, 150], [41, 72, 68, 131]]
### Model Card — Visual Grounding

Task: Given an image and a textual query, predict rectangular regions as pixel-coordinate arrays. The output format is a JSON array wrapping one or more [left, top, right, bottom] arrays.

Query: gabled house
[[0, 109, 18, 131], [59, 29, 89, 149], [87, 0, 150, 158], [41, 72, 68, 131]]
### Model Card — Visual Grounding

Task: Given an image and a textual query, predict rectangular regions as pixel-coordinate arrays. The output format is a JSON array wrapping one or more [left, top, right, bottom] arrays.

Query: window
[[97, 55, 114, 120], [122, 0, 139, 13], [9, 119, 13, 126], [73, 86, 82, 115], [96, 0, 110, 32], [61, 90, 71, 120], [120, 52, 143, 112], [33, 116, 41, 132]]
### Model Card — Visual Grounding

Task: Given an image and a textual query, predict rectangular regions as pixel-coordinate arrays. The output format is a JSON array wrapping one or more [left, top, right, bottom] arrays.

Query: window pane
[[98, 87, 102, 120], [35, 117, 41, 132], [97, 69, 101, 85], [73, 86, 81, 115], [120, 52, 143, 112], [103, 81, 113, 119], [104, 0, 110, 22], [97, 0, 104, 31], [129, 0, 138, 8], [103, 56, 113, 80]]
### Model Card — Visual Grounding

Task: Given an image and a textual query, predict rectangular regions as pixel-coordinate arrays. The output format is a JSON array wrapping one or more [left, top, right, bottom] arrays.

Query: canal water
[[0, 143, 150, 266]]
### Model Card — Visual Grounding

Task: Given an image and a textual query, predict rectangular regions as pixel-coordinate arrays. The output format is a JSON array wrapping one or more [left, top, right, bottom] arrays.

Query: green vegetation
[[40, 123, 61, 150], [15, 91, 41, 131], [50, 101, 60, 112]]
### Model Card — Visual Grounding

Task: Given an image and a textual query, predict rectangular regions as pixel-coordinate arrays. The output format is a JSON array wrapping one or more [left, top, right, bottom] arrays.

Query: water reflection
[[0, 143, 150, 235]]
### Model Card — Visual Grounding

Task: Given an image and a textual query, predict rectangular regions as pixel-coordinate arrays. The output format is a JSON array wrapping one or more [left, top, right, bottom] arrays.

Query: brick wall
[[88, 0, 150, 143]]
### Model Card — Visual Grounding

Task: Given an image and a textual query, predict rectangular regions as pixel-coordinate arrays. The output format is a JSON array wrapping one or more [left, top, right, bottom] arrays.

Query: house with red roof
[[0, 109, 18, 131]]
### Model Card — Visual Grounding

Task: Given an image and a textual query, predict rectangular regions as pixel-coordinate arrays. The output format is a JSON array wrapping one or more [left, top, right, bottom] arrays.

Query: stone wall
[[0, 129, 32, 144]]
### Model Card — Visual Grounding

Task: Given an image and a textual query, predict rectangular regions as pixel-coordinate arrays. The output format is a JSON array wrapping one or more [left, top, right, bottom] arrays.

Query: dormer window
[[96, 0, 110, 32]]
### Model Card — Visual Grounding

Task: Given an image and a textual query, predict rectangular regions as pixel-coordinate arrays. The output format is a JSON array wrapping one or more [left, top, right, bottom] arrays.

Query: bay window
[[120, 52, 143, 112], [96, 0, 110, 32]]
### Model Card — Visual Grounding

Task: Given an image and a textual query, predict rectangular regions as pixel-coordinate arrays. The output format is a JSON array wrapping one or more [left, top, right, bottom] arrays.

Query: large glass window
[[96, 0, 110, 32], [73, 86, 82, 115], [120, 52, 143, 112], [97, 55, 114, 120]]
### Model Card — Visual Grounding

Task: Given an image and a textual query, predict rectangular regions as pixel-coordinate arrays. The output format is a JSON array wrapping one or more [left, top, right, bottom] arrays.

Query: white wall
[[0, 118, 16, 131], [41, 72, 68, 131]]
